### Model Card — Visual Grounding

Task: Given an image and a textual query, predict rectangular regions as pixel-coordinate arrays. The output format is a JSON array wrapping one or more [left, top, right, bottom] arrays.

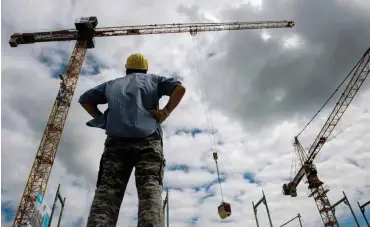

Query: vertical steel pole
[[56, 197, 66, 227], [357, 201, 370, 227], [48, 184, 60, 227], [262, 191, 273, 227], [252, 202, 260, 227], [252, 201, 260, 227], [298, 213, 303, 227], [162, 200, 165, 227], [166, 188, 169, 227], [342, 192, 360, 227], [162, 190, 168, 227]]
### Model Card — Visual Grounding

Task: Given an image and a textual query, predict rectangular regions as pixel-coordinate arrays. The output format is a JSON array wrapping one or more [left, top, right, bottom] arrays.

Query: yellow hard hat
[[125, 53, 148, 70]]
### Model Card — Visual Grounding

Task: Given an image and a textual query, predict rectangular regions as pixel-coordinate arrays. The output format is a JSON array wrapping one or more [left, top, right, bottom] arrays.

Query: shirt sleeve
[[157, 76, 182, 97], [78, 82, 108, 105]]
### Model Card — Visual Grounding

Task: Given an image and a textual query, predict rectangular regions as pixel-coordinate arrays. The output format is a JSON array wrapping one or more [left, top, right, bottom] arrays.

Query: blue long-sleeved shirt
[[78, 73, 181, 138]]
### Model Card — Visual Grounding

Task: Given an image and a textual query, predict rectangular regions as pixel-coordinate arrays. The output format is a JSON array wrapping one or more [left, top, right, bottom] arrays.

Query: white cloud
[[2, 0, 370, 227]]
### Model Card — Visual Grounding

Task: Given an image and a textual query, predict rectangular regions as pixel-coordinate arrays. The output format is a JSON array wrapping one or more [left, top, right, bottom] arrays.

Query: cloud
[[189, 0, 370, 130], [2, 0, 370, 227]]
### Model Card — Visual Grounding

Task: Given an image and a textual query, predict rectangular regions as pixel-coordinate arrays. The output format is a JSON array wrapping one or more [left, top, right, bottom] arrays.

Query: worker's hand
[[150, 108, 170, 123]]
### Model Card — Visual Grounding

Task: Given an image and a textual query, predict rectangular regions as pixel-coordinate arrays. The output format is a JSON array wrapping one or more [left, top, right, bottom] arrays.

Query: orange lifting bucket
[[218, 202, 231, 219]]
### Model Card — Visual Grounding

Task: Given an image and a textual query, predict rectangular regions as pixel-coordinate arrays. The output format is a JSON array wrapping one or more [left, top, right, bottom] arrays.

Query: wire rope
[[191, 33, 224, 201]]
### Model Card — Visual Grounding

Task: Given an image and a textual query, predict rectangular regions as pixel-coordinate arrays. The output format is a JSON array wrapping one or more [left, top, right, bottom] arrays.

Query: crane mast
[[282, 47, 370, 226], [9, 17, 294, 226]]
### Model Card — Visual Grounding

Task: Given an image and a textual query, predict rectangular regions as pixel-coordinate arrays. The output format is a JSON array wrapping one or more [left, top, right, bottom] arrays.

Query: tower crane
[[282, 47, 370, 226], [9, 17, 294, 226]]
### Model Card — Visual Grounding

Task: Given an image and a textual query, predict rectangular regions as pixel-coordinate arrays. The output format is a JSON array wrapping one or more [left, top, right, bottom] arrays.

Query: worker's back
[[83, 53, 186, 227], [104, 73, 162, 138], [81, 71, 181, 138]]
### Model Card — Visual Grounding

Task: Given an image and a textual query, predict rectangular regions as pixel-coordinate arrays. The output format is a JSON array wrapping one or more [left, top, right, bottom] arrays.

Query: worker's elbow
[[177, 84, 186, 94], [80, 103, 88, 109]]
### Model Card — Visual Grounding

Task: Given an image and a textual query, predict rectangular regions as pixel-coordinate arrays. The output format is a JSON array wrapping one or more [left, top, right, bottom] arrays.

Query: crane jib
[[35, 33, 79, 41], [9, 20, 295, 47], [306, 48, 370, 162]]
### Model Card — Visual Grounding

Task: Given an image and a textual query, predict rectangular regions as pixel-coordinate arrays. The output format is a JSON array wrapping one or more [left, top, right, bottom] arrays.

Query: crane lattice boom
[[286, 47, 370, 188], [283, 47, 370, 227], [10, 16, 294, 227], [10, 19, 294, 46]]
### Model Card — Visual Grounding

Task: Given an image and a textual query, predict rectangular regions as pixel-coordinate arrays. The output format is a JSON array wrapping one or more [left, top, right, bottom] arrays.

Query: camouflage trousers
[[86, 136, 165, 227]]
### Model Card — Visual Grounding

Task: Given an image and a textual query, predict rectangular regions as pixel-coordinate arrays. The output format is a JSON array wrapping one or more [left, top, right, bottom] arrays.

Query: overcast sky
[[1, 0, 370, 226]]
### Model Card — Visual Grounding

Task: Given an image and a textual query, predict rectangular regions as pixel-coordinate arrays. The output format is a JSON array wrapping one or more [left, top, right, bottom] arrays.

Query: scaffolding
[[163, 188, 169, 227], [280, 213, 303, 227], [357, 200, 370, 227], [331, 191, 360, 227], [252, 190, 273, 227], [48, 184, 66, 227]]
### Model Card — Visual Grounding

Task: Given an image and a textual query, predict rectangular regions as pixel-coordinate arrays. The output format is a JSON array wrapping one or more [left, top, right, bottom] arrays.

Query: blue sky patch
[[39, 51, 102, 79], [336, 212, 369, 227], [219, 219, 234, 223], [243, 172, 260, 184], [175, 128, 203, 137], [199, 193, 215, 204], [191, 128, 203, 137], [189, 216, 198, 226], [200, 166, 216, 174], [81, 54, 103, 76], [1, 201, 15, 223], [175, 128, 219, 138], [38, 50, 68, 79], [72, 180, 84, 188], [163, 186, 184, 191], [71, 217, 84, 227], [193, 178, 225, 194], [167, 164, 190, 173]]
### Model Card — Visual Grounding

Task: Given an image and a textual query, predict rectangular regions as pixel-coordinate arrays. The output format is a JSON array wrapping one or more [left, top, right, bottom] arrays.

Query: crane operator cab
[[218, 202, 231, 219], [74, 16, 98, 48], [305, 165, 324, 189], [75, 16, 98, 31]]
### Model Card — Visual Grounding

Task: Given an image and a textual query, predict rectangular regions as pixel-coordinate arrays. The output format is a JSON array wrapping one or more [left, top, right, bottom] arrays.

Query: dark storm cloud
[[186, 0, 370, 130]]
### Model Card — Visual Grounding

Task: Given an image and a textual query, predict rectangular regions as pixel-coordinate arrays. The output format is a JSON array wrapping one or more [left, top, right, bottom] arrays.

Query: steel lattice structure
[[282, 47, 370, 226], [12, 40, 87, 226], [9, 17, 294, 226]]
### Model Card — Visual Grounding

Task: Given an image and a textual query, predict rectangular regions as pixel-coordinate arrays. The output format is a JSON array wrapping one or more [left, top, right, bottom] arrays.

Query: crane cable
[[192, 34, 225, 202], [296, 68, 353, 137], [289, 143, 297, 180], [292, 58, 360, 179]]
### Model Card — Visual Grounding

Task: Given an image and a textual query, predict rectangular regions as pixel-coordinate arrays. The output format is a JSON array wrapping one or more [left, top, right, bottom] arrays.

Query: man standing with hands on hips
[[79, 53, 186, 227]]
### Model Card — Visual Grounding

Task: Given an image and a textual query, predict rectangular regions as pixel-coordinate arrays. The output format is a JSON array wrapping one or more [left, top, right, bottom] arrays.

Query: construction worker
[[79, 53, 186, 227]]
